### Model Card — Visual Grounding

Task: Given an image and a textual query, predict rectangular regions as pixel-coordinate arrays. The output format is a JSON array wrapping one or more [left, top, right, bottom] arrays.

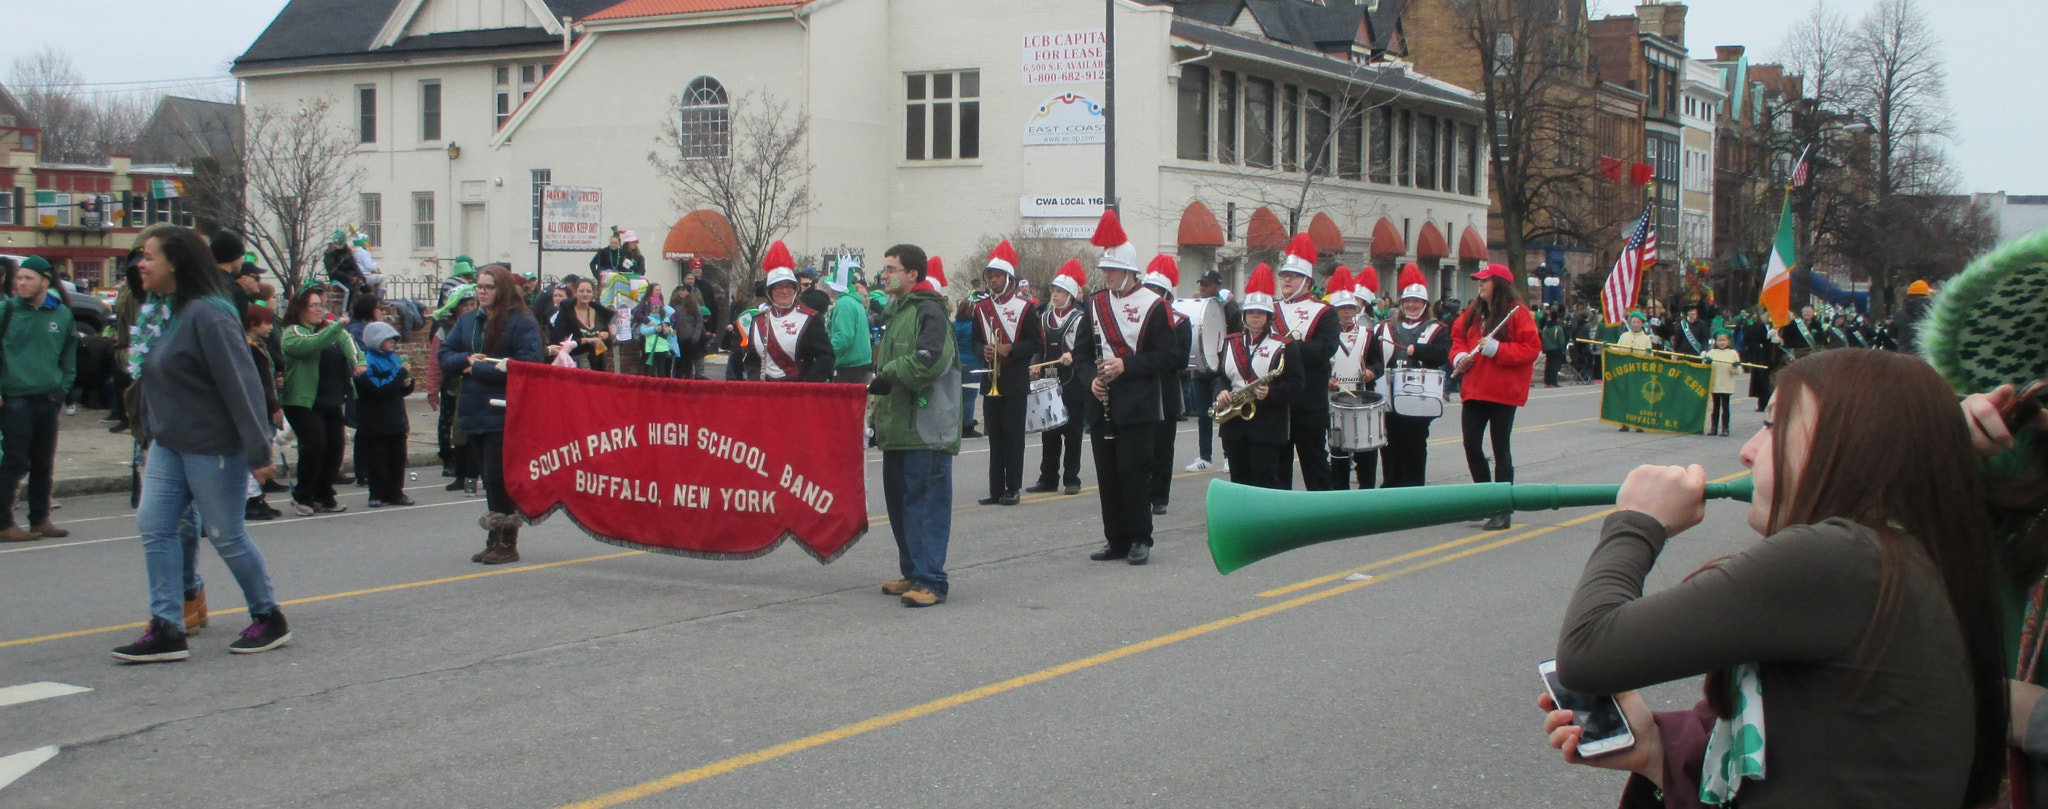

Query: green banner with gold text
[[1600, 347, 1711, 434]]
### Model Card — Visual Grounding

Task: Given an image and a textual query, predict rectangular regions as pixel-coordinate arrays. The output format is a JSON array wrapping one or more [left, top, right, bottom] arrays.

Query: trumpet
[[1205, 477, 1754, 574], [1210, 355, 1286, 424], [983, 310, 1006, 398]]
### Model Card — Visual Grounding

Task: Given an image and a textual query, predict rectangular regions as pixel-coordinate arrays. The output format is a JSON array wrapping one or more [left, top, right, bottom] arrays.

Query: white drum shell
[[1328, 393, 1388, 452], [1389, 368, 1446, 418], [1025, 377, 1069, 433]]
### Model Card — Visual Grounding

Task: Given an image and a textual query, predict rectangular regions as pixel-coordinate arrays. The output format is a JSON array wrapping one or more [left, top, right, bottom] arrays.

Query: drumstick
[[1028, 359, 1066, 370]]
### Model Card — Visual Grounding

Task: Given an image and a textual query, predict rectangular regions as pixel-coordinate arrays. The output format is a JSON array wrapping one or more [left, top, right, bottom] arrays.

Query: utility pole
[[1103, 0, 1117, 213]]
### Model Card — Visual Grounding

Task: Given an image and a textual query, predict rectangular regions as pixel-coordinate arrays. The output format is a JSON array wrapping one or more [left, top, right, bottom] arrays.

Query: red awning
[[1415, 222, 1448, 259], [663, 210, 736, 261], [1308, 213, 1344, 253], [1246, 208, 1288, 250], [1177, 201, 1224, 247], [1457, 226, 1489, 260], [1368, 218, 1405, 258]]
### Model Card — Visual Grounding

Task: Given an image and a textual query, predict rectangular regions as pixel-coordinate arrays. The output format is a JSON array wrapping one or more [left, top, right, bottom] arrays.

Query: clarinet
[[1090, 291, 1116, 441]]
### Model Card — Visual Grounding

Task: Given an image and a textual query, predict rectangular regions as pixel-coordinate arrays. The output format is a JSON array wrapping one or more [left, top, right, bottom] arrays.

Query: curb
[[48, 448, 447, 500]]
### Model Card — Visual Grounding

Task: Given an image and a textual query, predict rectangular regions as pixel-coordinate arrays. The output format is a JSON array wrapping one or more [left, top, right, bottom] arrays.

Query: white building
[[1973, 192, 2048, 246], [1677, 57, 1722, 262], [232, 0, 1491, 304]]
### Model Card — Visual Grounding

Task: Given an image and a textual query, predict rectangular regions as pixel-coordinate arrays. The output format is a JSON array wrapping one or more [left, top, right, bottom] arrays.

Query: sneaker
[[900, 585, 945, 607], [388, 496, 415, 506], [1183, 459, 1212, 472], [317, 501, 347, 514], [961, 428, 983, 439], [108, 422, 129, 434], [65, 404, 77, 415], [245, 497, 278, 521], [289, 500, 315, 517], [881, 578, 916, 596], [228, 610, 293, 654], [112, 618, 190, 663], [368, 498, 384, 509]]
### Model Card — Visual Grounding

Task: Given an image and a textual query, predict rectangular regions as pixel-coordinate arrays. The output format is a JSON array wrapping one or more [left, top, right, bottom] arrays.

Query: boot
[[183, 588, 208, 634], [472, 513, 521, 565]]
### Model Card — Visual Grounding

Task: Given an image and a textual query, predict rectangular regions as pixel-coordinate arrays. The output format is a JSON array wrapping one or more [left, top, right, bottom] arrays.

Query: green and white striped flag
[[150, 179, 182, 199]]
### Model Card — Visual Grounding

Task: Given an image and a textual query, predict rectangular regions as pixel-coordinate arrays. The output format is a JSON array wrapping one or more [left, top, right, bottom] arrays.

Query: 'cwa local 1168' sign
[[541, 185, 604, 251]]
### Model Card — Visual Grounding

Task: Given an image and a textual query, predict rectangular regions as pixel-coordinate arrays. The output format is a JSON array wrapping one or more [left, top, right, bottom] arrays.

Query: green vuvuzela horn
[[1206, 477, 1755, 575]]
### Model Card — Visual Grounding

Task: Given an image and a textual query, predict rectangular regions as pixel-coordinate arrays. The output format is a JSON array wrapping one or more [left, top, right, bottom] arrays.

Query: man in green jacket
[[826, 272, 874, 384], [868, 244, 959, 607], [0, 256, 78, 542]]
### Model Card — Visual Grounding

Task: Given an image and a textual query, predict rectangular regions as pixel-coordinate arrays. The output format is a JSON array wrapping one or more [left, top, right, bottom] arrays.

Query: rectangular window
[[420, 81, 442, 141], [1280, 84, 1299, 172], [904, 70, 980, 161], [1368, 105, 1393, 184], [1396, 109, 1412, 186], [1442, 121, 1457, 193], [1415, 114, 1438, 190], [1243, 76, 1274, 169], [360, 193, 382, 248], [1458, 124, 1478, 195], [0, 190, 12, 225], [1303, 90, 1331, 176], [413, 192, 435, 250], [357, 85, 377, 144], [529, 169, 550, 243], [495, 63, 546, 129], [1217, 71, 1238, 164], [1176, 65, 1211, 161], [1337, 102, 1363, 180]]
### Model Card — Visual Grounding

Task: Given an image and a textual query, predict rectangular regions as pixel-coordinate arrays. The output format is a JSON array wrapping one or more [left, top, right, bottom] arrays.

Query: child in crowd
[[1704, 331, 1742, 437], [354, 321, 415, 507]]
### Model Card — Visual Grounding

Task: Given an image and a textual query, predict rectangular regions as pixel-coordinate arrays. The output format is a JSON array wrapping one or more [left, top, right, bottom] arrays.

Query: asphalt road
[[0, 383, 1768, 808]]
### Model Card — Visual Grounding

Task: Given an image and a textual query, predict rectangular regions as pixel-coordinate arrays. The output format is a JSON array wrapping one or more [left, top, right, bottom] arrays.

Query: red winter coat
[[1450, 305, 1540, 407]]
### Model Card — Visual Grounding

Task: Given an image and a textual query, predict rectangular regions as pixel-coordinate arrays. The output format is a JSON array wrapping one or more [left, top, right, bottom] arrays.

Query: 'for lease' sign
[[1022, 29, 1106, 85], [542, 185, 604, 251]]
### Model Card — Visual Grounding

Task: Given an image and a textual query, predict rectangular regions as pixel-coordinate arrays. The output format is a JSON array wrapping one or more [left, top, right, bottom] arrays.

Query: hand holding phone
[[1538, 659, 1638, 760]]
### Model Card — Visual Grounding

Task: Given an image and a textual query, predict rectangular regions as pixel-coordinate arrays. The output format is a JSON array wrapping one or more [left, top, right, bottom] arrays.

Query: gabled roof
[[1140, 0, 1404, 58], [584, 0, 807, 21], [233, 0, 616, 72], [0, 83, 33, 127], [136, 96, 243, 164], [1171, 18, 1478, 109]]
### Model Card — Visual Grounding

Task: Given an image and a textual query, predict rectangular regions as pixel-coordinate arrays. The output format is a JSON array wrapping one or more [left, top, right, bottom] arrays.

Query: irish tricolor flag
[[1759, 189, 1795, 328]]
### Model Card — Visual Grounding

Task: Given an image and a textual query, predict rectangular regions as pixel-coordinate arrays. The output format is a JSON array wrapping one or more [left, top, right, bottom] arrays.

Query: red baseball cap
[[1470, 263, 1515, 283]]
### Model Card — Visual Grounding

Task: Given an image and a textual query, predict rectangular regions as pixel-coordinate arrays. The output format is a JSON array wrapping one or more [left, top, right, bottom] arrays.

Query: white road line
[[0, 682, 90, 709], [0, 746, 57, 791]]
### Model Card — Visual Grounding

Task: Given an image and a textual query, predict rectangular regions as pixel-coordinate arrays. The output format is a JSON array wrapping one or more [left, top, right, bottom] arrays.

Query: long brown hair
[[1461, 275, 1523, 338], [1754, 350, 2004, 806], [477, 264, 530, 354]]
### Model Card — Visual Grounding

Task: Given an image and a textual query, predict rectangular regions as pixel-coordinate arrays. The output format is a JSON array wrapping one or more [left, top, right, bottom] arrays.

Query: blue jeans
[[1183, 376, 1216, 462], [139, 444, 280, 630], [882, 449, 952, 596]]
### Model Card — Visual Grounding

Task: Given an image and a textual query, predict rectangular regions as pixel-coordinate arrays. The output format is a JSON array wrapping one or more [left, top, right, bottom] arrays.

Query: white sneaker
[[64, 404, 76, 415], [1221, 460, 1230, 472], [1183, 459, 1212, 472]]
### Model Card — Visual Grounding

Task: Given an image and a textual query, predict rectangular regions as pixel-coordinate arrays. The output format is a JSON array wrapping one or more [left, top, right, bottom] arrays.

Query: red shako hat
[[1326, 265, 1358, 309], [763, 241, 797, 288], [1398, 263, 1430, 302], [1279, 231, 1318, 277], [1242, 263, 1279, 314], [1053, 258, 1086, 298], [1142, 254, 1179, 292], [1091, 209, 1138, 273]]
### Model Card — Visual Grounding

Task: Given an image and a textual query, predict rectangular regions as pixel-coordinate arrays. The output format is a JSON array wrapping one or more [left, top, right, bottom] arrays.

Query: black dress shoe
[[262, 480, 290, 494], [1150, 503, 1167, 515], [446, 478, 466, 492], [1482, 513, 1511, 531], [1024, 482, 1058, 494], [962, 428, 983, 438], [441, 466, 457, 478], [977, 495, 1002, 506], [1127, 544, 1151, 565], [1089, 545, 1129, 561], [999, 493, 1019, 506], [1062, 484, 1080, 495]]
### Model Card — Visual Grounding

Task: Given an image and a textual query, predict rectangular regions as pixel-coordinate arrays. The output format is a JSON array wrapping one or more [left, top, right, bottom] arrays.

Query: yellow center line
[[553, 521, 1564, 809]]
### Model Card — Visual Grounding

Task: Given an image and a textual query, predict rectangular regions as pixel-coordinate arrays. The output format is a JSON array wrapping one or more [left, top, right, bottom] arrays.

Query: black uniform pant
[[1330, 449, 1377, 490], [1091, 422, 1157, 551], [1037, 396, 1084, 487], [1221, 435, 1285, 489], [1149, 419, 1177, 507], [284, 404, 345, 506], [1379, 413, 1434, 488], [357, 433, 409, 501], [1461, 400, 1518, 484], [1278, 405, 1332, 491], [1543, 350, 1566, 386], [983, 391, 1028, 497]]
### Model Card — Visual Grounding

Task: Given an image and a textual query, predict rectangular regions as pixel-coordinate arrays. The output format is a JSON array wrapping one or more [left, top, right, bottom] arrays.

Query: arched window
[[679, 76, 729, 160]]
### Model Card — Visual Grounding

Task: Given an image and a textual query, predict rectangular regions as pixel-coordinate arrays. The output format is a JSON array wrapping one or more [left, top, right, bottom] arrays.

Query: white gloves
[[1481, 338, 1500, 357]]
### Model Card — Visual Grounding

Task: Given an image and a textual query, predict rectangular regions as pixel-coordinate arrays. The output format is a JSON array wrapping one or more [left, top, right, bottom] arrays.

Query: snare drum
[[1389, 368, 1446, 418], [1025, 377, 1069, 433], [1328, 391, 1388, 453], [1174, 298, 1227, 374]]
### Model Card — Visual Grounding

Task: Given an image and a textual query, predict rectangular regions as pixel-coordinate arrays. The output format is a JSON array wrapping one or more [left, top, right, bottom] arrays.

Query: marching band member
[[1374, 264, 1452, 488], [1213, 264, 1303, 489], [1324, 267, 1383, 490], [971, 240, 1043, 507], [1143, 255, 1192, 515], [750, 241, 835, 383], [1077, 210, 1177, 566], [1027, 260, 1090, 496], [1450, 263, 1542, 531], [1275, 232, 1340, 491]]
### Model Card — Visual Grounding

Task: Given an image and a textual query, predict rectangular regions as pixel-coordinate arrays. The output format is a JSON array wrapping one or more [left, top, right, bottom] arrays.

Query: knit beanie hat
[[211, 230, 247, 264]]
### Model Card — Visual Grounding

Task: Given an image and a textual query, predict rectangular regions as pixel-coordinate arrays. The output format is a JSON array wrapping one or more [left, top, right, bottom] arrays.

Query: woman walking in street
[[279, 287, 364, 515], [1449, 264, 1540, 531], [439, 264, 544, 564], [112, 226, 292, 663]]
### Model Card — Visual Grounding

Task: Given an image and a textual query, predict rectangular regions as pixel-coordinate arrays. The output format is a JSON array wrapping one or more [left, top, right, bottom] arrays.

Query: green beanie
[[19, 256, 53, 281], [433, 284, 477, 319]]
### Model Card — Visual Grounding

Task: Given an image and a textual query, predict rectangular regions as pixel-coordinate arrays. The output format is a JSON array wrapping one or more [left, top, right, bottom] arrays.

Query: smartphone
[[1539, 659, 1635, 759]]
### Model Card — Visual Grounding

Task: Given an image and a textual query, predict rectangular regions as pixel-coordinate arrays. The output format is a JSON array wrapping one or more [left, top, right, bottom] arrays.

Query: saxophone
[[1210, 355, 1286, 424]]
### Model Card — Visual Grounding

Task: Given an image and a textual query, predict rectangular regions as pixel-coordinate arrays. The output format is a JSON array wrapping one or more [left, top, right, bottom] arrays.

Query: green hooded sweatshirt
[[827, 291, 873, 368], [0, 292, 77, 398], [870, 287, 958, 454]]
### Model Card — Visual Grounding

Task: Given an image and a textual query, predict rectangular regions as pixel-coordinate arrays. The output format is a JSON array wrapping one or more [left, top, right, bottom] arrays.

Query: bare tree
[[1779, 2, 1856, 113], [648, 92, 816, 308], [8, 47, 154, 165], [190, 98, 364, 293], [970, 226, 1102, 296], [1846, 0, 1948, 197]]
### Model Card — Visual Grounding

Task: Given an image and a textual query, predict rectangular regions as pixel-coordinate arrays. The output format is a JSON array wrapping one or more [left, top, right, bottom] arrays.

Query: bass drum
[[1173, 297, 1227, 375]]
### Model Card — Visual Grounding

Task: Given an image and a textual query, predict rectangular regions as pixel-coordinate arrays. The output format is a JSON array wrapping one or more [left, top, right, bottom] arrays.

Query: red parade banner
[[501, 363, 869, 562]]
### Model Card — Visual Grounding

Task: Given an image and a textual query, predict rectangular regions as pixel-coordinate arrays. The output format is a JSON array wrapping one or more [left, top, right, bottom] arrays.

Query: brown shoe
[[475, 524, 520, 565], [900, 585, 945, 607], [881, 578, 916, 596], [184, 588, 209, 634], [0, 526, 39, 542], [31, 522, 68, 538]]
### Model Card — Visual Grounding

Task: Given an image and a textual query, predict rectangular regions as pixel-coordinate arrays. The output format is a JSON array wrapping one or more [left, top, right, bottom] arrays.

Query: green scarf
[[1699, 664, 1766, 804], [126, 293, 173, 379]]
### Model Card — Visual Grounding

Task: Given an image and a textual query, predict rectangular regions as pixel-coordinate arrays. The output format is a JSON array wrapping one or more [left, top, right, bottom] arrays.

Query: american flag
[[1601, 210, 1658, 326]]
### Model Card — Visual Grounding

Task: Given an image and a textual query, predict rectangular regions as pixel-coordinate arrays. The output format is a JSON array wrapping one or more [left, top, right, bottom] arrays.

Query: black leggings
[[1711, 393, 1732, 434], [284, 404, 345, 505], [476, 431, 515, 515], [1460, 400, 1518, 484]]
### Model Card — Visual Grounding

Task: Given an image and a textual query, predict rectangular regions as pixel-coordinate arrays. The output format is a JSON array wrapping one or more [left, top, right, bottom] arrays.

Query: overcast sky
[[7, 0, 2041, 194]]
